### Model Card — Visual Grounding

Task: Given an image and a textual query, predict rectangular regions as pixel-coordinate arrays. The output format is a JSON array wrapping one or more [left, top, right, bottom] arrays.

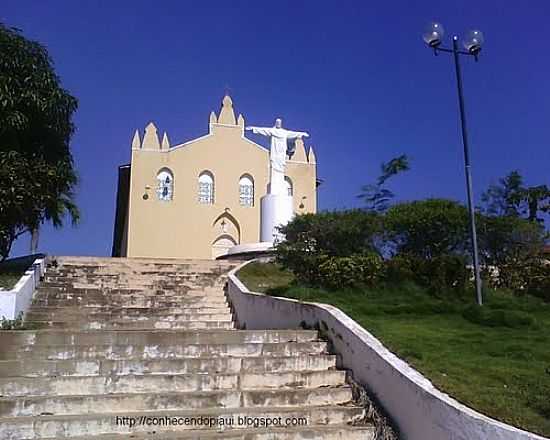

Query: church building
[[112, 95, 318, 259]]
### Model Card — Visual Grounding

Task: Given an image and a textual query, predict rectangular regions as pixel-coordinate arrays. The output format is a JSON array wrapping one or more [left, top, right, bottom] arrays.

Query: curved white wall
[[227, 261, 548, 440], [0, 258, 45, 320]]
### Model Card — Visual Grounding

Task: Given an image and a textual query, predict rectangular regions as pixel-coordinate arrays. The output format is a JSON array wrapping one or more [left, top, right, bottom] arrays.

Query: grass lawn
[[238, 262, 550, 437], [0, 256, 36, 290]]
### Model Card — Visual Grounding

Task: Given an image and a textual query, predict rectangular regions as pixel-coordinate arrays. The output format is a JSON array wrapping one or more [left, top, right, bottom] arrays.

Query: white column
[[269, 167, 285, 196], [260, 193, 294, 243]]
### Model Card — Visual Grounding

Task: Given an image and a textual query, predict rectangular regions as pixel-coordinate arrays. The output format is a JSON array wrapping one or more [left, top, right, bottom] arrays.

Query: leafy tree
[[384, 199, 469, 259], [478, 215, 544, 267], [519, 185, 550, 223], [0, 23, 79, 260], [480, 170, 524, 217], [477, 211, 546, 289], [481, 170, 550, 223], [358, 154, 410, 212], [276, 210, 382, 284]]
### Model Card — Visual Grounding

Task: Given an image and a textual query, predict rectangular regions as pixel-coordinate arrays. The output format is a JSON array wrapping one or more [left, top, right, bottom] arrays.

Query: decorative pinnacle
[[131, 129, 141, 149]]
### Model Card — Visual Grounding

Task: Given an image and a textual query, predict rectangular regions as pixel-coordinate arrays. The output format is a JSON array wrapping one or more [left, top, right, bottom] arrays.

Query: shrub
[[418, 254, 470, 295], [524, 262, 550, 302], [276, 210, 382, 284], [383, 254, 470, 295], [318, 254, 383, 289], [477, 215, 545, 289], [384, 199, 469, 259], [462, 304, 537, 328], [382, 254, 415, 284], [1, 312, 25, 330], [276, 199, 548, 299], [480, 257, 550, 301]]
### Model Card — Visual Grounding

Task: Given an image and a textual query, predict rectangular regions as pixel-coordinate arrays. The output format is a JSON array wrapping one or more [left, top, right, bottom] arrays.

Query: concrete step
[[49, 264, 232, 270], [46, 271, 231, 280], [0, 386, 353, 417], [0, 355, 338, 378], [40, 280, 224, 289], [0, 330, 318, 347], [44, 264, 228, 270], [0, 341, 329, 361], [51, 255, 239, 265], [37, 282, 226, 291], [42, 273, 211, 280], [42, 270, 227, 276], [50, 263, 236, 271], [45, 276, 224, 284], [30, 297, 229, 308], [33, 290, 228, 299], [42, 270, 223, 276], [0, 370, 346, 397], [26, 305, 232, 314], [34, 289, 226, 299], [0, 406, 366, 439], [28, 304, 230, 310], [42, 273, 226, 279], [25, 310, 233, 322], [21, 320, 235, 330], [29, 425, 375, 440], [50, 265, 237, 274], [31, 297, 228, 307], [36, 295, 228, 304]]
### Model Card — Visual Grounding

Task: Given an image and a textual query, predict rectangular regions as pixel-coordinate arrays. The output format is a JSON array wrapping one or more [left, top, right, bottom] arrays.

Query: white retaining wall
[[227, 261, 548, 440], [0, 258, 45, 320]]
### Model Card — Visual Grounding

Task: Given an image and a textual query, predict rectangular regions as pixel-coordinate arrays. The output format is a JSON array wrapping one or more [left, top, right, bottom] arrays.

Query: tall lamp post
[[423, 23, 484, 306]]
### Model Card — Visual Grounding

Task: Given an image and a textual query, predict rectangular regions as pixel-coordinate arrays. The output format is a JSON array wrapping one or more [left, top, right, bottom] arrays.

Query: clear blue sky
[[4, 0, 550, 257]]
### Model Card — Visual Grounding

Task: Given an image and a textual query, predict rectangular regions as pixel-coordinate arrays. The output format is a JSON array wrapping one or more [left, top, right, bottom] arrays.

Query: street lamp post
[[423, 23, 484, 306]]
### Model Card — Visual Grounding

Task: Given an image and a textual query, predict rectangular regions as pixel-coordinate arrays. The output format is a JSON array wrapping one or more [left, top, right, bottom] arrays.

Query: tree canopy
[[358, 154, 410, 212], [0, 23, 79, 260], [481, 170, 550, 223]]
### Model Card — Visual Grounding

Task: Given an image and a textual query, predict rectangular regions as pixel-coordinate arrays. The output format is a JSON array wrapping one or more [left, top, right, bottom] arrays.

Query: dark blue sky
[[4, 1, 550, 257]]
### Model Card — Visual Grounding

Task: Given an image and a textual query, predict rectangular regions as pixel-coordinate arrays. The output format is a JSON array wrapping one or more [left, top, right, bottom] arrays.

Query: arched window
[[239, 175, 254, 207], [284, 176, 293, 197], [198, 171, 214, 204], [156, 169, 174, 201]]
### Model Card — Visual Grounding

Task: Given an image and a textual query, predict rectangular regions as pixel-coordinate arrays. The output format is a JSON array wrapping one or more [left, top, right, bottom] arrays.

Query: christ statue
[[246, 118, 309, 196]]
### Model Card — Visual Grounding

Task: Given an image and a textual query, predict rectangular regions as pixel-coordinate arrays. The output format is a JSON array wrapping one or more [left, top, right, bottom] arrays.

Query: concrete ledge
[[218, 242, 275, 260], [0, 257, 46, 320], [227, 260, 548, 440]]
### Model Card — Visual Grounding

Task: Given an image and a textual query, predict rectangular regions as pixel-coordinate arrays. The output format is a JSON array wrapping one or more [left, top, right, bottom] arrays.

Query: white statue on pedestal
[[246, 118, 310, 243], [246, 118, 309, 195]]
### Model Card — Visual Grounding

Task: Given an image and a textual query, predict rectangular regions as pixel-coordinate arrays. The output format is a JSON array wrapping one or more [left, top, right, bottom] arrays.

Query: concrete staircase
[[0, 257, 374, 439]]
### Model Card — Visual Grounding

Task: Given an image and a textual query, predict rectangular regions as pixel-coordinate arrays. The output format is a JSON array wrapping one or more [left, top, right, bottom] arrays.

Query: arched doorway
[[211, 211, 241, 259], [211, 235, 237, 259]]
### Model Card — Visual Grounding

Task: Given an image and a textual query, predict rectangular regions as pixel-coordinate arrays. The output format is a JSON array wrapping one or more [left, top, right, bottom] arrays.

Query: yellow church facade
[[112, 95, 318, 260]]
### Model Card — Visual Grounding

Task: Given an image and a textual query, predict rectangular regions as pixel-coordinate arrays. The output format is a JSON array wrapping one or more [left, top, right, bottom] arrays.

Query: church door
[[211, 236, 237, 259]]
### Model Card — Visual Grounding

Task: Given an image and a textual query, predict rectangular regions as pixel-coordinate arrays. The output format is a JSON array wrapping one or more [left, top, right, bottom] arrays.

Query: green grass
[[238, 262, 550, 437], [0, 255, 37, 290], [0, 267, 25, 290], [0, 271, 23, 290]]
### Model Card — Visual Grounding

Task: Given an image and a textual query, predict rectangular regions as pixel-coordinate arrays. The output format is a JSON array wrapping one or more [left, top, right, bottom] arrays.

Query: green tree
[[519, 185, 550, 223], [477, 214, 545, 289], [481, 170, 550, 223], [384, 199, 469, 259], [276, 210, 382, 284], [358, 154, 410, 212], [480, 170, 524, 217], [0, 23, 79, 260]]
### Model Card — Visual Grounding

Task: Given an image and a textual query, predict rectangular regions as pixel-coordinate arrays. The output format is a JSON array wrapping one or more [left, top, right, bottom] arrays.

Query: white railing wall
[[0, 258, 46, 320], [227, 260, 548, 440]]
